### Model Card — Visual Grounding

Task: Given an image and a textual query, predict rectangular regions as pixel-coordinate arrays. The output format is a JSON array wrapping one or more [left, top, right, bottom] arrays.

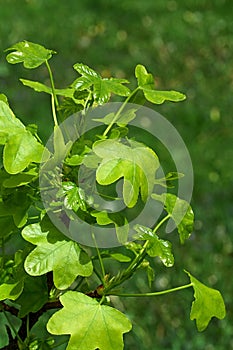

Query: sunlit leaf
[[134, 224, 174, 267], [6, 41, 55, 68], [185, 271, 226, 331], [73, 63, 130, 104], [3, 131, 45, 174], [135, 64, 186, 104], [143, 88, 186, 104], [93, 139, 159, 207], [22, 220, 93, 289], [151, 193, 194, 243], [135, 64, 154, 89], [47, 291, 132, 350]]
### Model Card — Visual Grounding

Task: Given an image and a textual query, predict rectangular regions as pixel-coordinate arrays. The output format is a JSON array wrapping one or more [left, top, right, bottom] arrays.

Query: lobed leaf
[[185, 271, 226, 331], [22, 221, 93, 289], [0, 312, 22, 348], [134, 224, 174, 267], [151, 193, 194, 243], [93, 139, 159, 207], [135, 64, 186, 104], [73, 63, 130, 104], [47, 291, 132, 350], [6, 41, 56, 68]]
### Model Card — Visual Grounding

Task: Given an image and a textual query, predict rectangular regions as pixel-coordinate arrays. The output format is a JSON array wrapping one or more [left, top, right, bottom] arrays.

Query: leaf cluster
[[0, 41, 225, 349]]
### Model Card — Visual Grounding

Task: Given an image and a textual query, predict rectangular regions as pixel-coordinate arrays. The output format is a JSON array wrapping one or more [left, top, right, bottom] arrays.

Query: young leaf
[[47, 291, 132, 350], [185, 271, 226, 331], [22, 221, 93, 289], [60, 181, 87, 212], [135, 64, 186, 104], [134, 224, 174, 267], [5, 41, 56, 68], [0, 311, 22, 349], [93, 139, 159, 207], [151, 193, 194, 243], [135, 64, 154, 89], [73, 63, 130, 104]]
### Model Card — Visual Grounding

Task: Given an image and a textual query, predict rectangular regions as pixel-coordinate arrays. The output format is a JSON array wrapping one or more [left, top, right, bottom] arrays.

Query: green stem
[[45, 60, 59, 126], [153, 214, 171, 233], [108, 283, 193, 297], [92, 233, 106, 286], [103, 87, 140, 137]]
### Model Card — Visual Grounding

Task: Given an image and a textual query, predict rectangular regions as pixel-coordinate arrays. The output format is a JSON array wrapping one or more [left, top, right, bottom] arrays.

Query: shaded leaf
[[16, 275, 48, 318], [0, 311, 22, 348], [93, 139, 159, 207], [93, 109, 137, 127], [134, 224, 174, 267], [185, 271, 226, 331], [20, 79, 75, 98], [91, 211, 129, 244], [151, 193, 194, 243], [22, 221, 93, 289], [3, 166, 38, 187], [47, 291, 132, 350], [6, 41, 55, 68]]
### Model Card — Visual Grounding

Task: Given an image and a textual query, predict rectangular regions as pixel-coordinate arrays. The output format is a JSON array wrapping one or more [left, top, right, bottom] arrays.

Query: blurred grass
[[0, 0, 233, 348]]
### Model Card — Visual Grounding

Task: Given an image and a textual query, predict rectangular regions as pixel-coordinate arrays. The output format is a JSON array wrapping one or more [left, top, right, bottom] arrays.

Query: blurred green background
[[0, 0, 232, 349]]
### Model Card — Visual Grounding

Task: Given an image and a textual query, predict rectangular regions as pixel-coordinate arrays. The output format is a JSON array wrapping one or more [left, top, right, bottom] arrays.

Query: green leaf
[[6, 41, 56, 68], [0, 281, 24, 301], [47, 291, 132, 350], [16, 276, 48, 318], [134, 224, 174, 267], [185, 271, 226, 331], [3, 166, 38, 188], [73, 63, 130, 104], [20, 79, 75, 98], [151, 193, 194, 243], [0, 94, 9, 105], [93, 139, 159, 207], [60, 181, 87, 212], [91, 211, 129, 244], [0, 311, 22, 348], [109, 253, 131, 262], [135, 64, 154, 89], [22, 221, 93, 289], [3, 131, 45, 174], [93, 109, 137, 127], [143, 88, 186, 104], [30, 310, 69, 349], [135, 64, 186, 104], [0, 100, 25, 139]]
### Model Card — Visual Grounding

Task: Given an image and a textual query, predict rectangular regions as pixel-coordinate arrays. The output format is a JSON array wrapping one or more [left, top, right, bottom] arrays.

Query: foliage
[[0, 41, 226, 349]]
